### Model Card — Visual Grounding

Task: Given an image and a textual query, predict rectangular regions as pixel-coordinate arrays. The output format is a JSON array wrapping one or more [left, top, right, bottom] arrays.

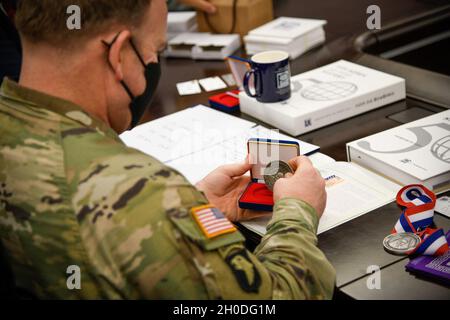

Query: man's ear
[[107, 30, 131, 81]]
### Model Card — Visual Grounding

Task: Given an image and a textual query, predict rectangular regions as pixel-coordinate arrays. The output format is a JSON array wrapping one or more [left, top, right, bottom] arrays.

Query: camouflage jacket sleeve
[[71, 146, 335, 299], [254, 198, 336, 299]]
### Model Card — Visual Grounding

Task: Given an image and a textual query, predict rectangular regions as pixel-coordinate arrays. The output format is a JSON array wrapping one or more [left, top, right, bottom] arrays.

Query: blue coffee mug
[[243, 51, 291, 103]]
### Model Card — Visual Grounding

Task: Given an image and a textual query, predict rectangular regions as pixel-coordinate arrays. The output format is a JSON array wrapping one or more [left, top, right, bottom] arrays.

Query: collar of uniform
[[0, 78, 122, 141]]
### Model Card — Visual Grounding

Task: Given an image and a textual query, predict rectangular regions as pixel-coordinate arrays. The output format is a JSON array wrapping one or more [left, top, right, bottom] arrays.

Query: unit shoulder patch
[[224, 248, 261, 293]]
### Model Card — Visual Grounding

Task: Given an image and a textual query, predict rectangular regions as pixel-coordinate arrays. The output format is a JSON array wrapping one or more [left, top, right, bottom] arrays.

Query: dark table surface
[[145, 0, 450, 299]]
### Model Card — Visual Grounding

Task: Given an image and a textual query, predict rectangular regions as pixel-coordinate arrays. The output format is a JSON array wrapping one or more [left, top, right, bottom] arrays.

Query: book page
[[120, 105, 319, 184], [317, 162, 400, 233], [309, 152, 336, 168], [241, 161, 401, 236], [120, 105, 255, 162], [167, 125, 320, 184]]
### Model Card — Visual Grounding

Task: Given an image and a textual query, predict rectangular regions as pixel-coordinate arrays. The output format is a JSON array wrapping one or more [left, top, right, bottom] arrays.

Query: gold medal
[[263, 160, 293, 191]]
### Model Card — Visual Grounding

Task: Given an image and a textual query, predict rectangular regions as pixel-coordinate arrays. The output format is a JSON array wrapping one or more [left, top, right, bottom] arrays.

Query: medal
[[263, 160, 293, 191], [385, 184, 449, 256], [383, 233, 421, 255]]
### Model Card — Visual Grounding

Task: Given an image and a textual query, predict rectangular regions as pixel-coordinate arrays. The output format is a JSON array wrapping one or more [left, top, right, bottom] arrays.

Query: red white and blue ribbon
[[392, 185, 449, 256]]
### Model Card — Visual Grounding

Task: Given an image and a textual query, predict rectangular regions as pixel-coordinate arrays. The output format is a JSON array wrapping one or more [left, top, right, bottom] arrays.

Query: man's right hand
[[273, 156, 327, 218]]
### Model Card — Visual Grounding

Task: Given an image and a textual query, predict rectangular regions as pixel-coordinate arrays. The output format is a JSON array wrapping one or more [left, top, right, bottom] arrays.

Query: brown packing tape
[[197, 0, 274, 38]]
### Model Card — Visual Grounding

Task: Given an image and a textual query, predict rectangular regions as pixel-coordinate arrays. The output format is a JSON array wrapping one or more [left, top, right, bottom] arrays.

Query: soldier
[[0, 0, 335, 299]]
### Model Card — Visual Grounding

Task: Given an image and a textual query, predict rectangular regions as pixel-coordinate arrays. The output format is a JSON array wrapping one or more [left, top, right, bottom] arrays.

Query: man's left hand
[[196, 160, 270, 222]]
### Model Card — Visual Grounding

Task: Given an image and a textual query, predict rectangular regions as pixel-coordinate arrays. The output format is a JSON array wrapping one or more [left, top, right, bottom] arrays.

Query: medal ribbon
[[392, 184, 449, 256]]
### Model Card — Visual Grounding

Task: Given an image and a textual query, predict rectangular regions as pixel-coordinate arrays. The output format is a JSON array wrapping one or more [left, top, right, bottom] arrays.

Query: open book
[[120, 105, 319, 184], [241, 153, 401, 236]]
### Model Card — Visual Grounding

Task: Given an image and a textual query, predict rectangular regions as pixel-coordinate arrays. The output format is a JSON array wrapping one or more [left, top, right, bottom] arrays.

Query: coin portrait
[[263, 160, 294, 191]]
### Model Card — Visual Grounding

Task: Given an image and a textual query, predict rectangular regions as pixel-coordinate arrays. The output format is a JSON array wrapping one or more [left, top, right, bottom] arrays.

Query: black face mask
[[103, 35, 161, 129]]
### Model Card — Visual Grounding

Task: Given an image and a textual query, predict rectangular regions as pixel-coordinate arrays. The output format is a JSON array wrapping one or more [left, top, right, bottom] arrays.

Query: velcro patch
[[166, 205, 245, 251], [225, 249, 261, 293], [191, 205, 237, 239]]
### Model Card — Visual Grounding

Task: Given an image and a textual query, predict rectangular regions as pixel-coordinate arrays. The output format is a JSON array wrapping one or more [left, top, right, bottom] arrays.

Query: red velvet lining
[[209, 90, 240, 108], [239, 182, 274, 206]]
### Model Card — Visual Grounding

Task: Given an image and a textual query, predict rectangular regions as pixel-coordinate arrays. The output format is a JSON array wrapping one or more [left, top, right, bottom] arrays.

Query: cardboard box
[[197, 0, 273, 38], [165, 32, 241, 60]]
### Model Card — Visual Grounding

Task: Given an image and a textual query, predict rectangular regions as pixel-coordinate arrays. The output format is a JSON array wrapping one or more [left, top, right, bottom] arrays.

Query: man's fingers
[[181, 0, 217, 13], [219, 162, 251, 178], [288, 155, 313, 174], [287, 157, 299, 170]]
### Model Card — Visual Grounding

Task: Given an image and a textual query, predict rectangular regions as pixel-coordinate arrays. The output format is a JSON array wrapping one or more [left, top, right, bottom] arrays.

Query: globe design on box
[[431, 135, 450, 164], [301, 81, 357, 101]]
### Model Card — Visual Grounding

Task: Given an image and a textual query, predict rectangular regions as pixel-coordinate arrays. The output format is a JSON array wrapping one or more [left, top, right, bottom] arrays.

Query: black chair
[[0, 241, 38, 300], [0, 1, 22, 84], [0, 241, 18, 299]]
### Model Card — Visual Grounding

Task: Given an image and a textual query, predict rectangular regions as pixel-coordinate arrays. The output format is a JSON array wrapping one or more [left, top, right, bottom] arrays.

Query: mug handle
[[243, 69, 260, 98]]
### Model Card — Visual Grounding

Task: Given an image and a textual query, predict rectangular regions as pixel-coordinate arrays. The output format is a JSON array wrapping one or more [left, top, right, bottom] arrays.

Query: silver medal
[[383, 233, 421, 255], [263, 160, 294, 191]]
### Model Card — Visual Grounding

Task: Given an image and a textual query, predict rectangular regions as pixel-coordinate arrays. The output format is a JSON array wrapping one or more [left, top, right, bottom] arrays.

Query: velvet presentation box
[[239, 182, 274, 211], [239, 138, 300, 211], [209, 90, 240, 113]]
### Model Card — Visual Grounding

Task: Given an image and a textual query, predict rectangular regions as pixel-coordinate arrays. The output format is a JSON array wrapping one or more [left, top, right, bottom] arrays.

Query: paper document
[[176, 80, 202, 96], [199, 76, 228, 92], [167, 125, 320, 184], [120, 105, 320, 182], [317, 162, 400, 233], [120, 105, 255, 162]]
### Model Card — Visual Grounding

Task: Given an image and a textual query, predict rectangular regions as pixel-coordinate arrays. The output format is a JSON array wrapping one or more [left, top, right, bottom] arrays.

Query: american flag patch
[[191, 205, 236, 239]]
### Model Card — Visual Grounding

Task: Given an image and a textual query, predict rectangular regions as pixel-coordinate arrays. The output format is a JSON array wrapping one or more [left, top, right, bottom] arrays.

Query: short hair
[[15, 0, 151, 45]]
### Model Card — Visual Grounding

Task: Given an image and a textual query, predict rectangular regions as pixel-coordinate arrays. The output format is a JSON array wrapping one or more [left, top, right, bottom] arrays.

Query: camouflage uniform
[[0, 78, 335, 299]]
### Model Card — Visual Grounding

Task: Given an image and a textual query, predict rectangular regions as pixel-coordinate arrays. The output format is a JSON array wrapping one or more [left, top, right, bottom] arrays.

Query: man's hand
[[178, 0, 217, 13], [273, 156, 327, 218], [196, 160, 270, 222]]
